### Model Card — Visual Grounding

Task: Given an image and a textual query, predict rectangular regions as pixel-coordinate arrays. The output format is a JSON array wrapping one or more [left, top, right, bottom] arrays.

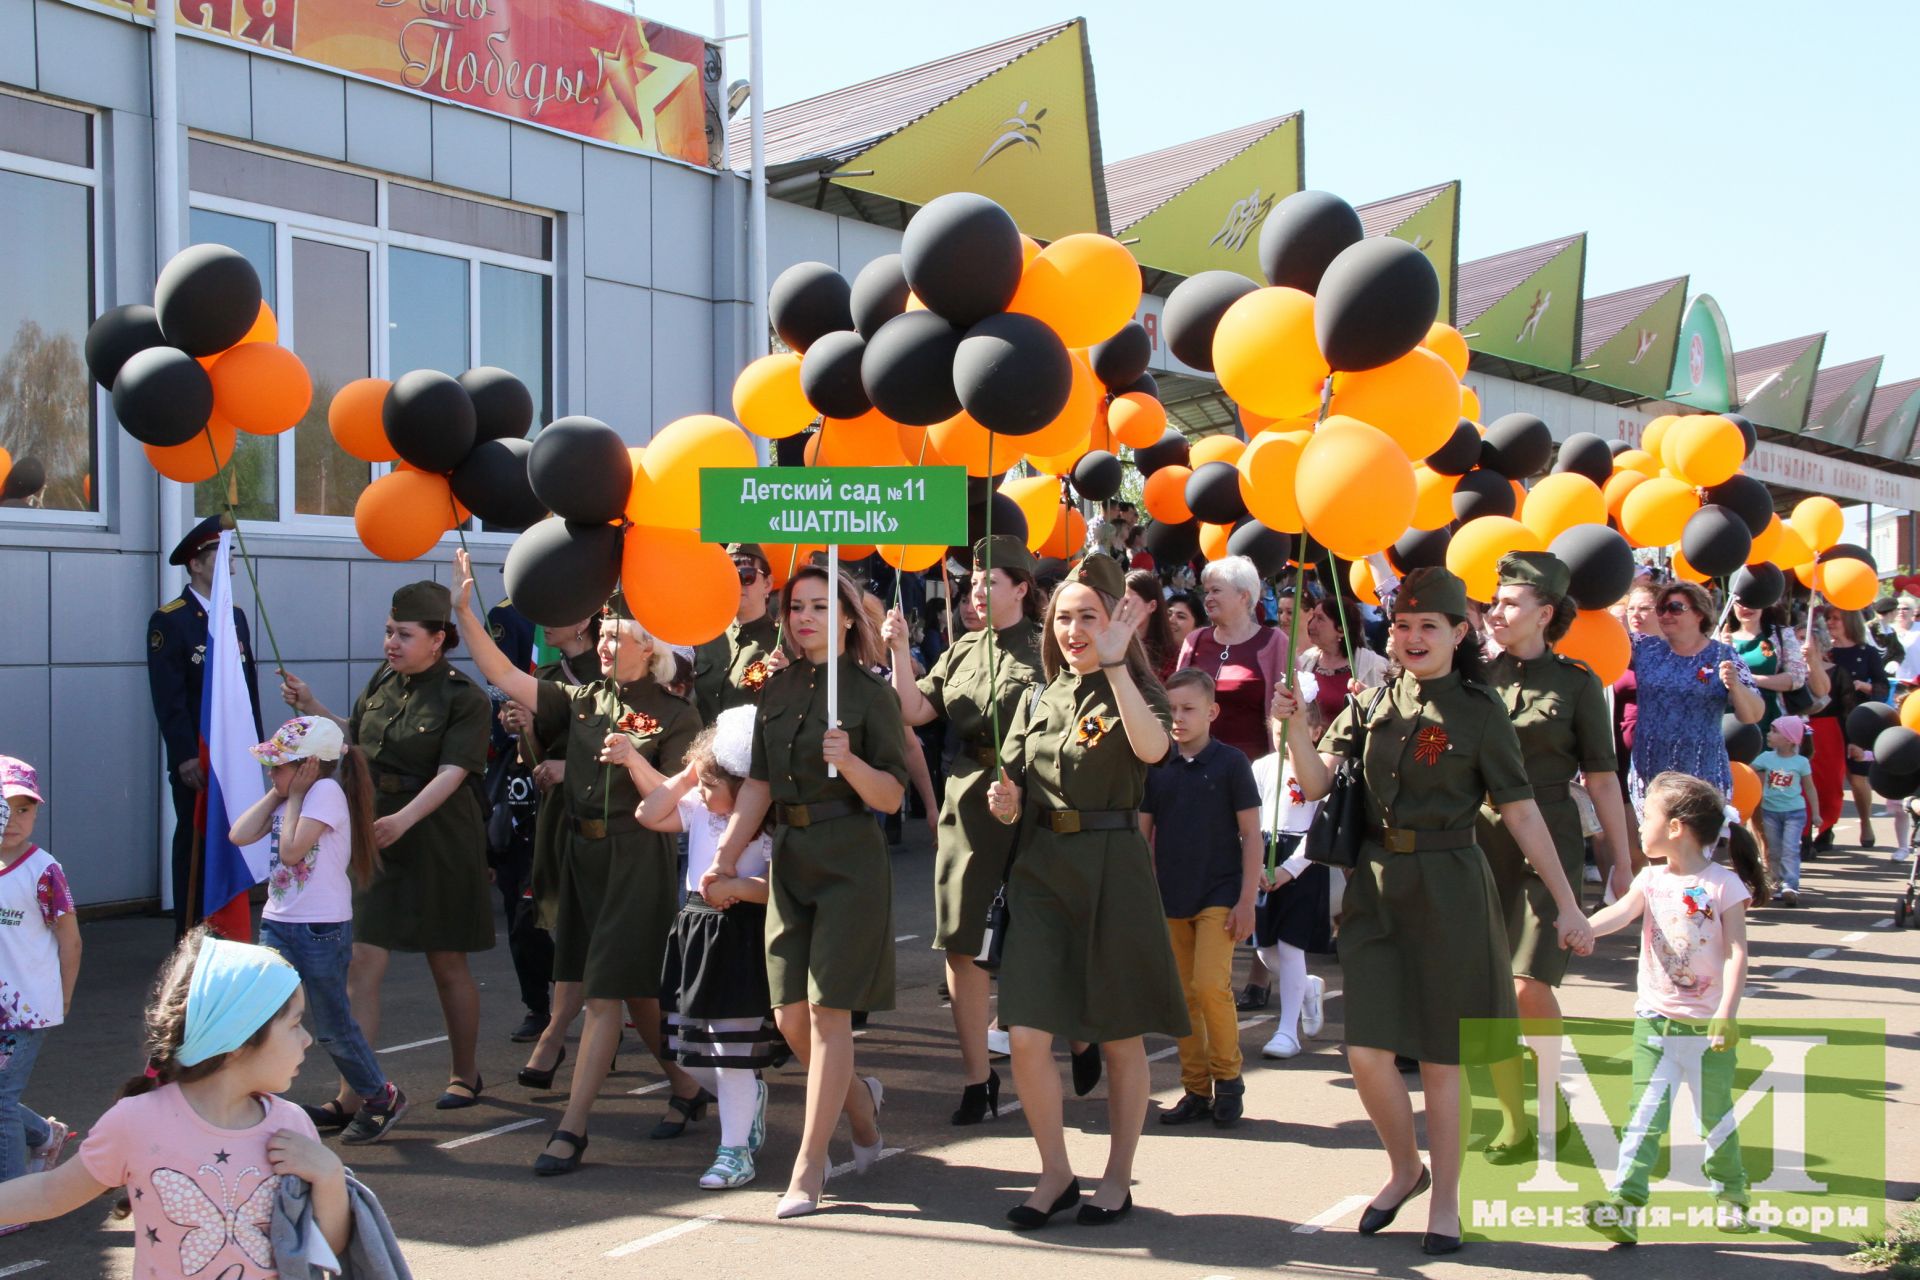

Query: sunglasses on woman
[[1657, 600, 1695, 616]]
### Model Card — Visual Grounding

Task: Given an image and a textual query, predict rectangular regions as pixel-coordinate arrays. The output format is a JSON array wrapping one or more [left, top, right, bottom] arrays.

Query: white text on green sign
[[700, 466, 970, 545]]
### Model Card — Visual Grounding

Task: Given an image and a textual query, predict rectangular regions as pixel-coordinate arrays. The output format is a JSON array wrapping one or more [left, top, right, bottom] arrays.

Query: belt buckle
[[1051, 810, 1081, 835], [1384, 828, 1416, 854], [579, 818, 606, 840], [786, 804, 811, 829]]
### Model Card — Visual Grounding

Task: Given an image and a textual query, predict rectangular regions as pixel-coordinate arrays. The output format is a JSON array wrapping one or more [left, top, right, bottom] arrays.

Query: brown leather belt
[[1037, 806, 1136, 834], [962, 742, 997, 766], [373, 769, 428, 795], [774, 798, 865, 829], [1367, 825, 1478, 854], [571, 813, 643, 839]]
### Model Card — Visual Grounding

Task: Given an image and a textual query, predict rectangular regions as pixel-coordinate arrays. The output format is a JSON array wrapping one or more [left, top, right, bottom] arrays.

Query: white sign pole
[[826, 543, 840, 778]]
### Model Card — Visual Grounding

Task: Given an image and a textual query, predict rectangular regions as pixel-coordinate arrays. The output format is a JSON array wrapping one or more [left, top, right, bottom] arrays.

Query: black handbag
[[977, 885, 1010, 971], [1777, 628, 1816, 715], [1303, 685, 1390, 870]]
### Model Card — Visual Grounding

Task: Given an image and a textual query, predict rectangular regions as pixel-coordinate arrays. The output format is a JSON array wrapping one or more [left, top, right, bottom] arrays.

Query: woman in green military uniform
[[1480, 551, 1632, 1161], [984, 555, 1186, 1229], [452, 550, 703, 1175], [706, 564, 908, 1219], [280, 580, 494, 1116], [883, 534, 1043, 1126], [1273, 566, 1593, 1256]]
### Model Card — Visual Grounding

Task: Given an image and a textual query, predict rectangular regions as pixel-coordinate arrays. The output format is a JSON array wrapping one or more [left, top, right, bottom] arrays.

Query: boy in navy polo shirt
[[1140, 669, 1262, 1128]]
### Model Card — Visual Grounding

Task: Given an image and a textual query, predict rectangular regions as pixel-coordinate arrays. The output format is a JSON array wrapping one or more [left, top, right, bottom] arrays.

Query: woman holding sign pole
[[706, 564, 909, 1220]]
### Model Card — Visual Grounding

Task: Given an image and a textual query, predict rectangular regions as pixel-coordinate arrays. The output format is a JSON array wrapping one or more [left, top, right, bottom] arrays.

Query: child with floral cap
[[229, 718, 404, 1144]]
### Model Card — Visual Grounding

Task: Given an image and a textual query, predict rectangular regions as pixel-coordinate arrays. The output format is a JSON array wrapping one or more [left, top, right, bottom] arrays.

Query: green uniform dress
[[1477, 650, 1616, 987], [350, 660, 495, 953], [1325, 669, 1530, 1064], [534, 676, 699, 999], [751, 654, 909, 1012], [694, 613, 778, 722], [916, 618, 1044, 956], [527, 647, 603, 932], [997, 669, 1190, 1043]]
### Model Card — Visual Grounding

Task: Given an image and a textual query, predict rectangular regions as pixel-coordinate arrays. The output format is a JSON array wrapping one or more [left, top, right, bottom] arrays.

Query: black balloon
[[799, 330, 872, 419], [900, 193, 1024, 328], [1846, 701, 1900, 751], [1257, 190, 1364, 294], [1874, 726, 1920, 775], [1163, 270, 1258, 372], [451, 437, 545, 529], [1425, 419, 1483, 476], [1133, 428, 1191, 476], [1144, 518, 1200, 567], [1313, 237, 1440, 373], [1185, 461, 1247, 525], [774, 430, 812, 469], [1817, 542, 1875, 568], [953, 313, 1073, 437], [111, 347, 213, 447], [1680, 505, 1752, 578], [1869, 760, 1920, 801], [460, 367, 534, 443], [1731, 562, 1786, 610], [1070, 450, 1123, 503], [768, 261, 853, 354], [1122, 372, 1160, 401], [154, 244, 263, 356], [1550, 524, 1636, 610], [1390, 525, 1452, 574], [860, 311, 963, 426], [963, 492, 1028, 554], [85, 304, 166, 391], [1452, 469, 1516, 522], [1723, 411, 1758, 458], [383, 370, 477, 473], [527, 416, 631, 524], [1481, 413, 1553, 479], [0, 456, 45, 502], [502, 518, 624, 628], [1705, 473, 1774, 536], [1553, 432, 1615, 484], [1723, 714, 1763, 766], [1034, 557, 1071, 589], [1228, 520, 1294, 579], [849, 254, 910, 340], [1090, 322, 1152, 392], [1607, 438, 1632, 456]]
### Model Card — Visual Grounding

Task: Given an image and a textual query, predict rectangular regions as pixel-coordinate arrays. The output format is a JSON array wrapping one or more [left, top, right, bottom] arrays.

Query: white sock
[[682, 1064, 719, 1096], [1259, 942, 1308, 1039], [705, 1017, 766, 1149]]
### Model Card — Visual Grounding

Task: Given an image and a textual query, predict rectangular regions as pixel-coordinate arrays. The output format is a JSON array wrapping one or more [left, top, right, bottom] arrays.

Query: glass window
[[190, 140, 376, 226], [190, 210, 279, 521], [0, 93, 91, 168], [0, 169, 95, 512], [291, 238, 371, 517], [388, 248, 469, 377], [390, 184, 550, 259], [480, 265, 551, 428]]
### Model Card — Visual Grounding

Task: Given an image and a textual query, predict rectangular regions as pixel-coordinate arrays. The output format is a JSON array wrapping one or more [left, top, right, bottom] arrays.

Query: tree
[[0, 318, 92, 510]]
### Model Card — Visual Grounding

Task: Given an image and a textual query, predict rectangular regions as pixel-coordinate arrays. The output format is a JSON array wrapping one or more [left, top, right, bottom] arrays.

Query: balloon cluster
[[729, 192, 1168, 570], [84, 246, 313, 482], [1843, 698, 1920, 806]]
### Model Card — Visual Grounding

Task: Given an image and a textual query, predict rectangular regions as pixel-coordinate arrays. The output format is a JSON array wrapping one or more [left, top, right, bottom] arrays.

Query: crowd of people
[[0, 500, 1910, 1270]]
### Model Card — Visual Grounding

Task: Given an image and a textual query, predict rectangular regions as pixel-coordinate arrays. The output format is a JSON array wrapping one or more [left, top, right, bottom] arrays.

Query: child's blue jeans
[[0, 1027, 52, 1182], [258, 918, 388, 1101], [1761, 806, 1805, 890]]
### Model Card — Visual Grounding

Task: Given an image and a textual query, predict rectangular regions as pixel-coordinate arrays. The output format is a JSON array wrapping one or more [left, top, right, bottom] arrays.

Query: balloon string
[[985, 435, 1001, 768], [893, 431, 932, 615], [1267, 377, 1333, 877], [200, 426, 285, 674], [604, 607, 619, 830]]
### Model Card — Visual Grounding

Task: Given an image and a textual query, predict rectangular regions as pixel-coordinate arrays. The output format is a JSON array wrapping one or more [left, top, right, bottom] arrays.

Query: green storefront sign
[[698, 466, 970, 545], [1382, 182, 1460, 324], [1742, 338, 1825, 433], [1467, 235, 1586, 371], [1582, 278, 1687, 400], [1667, 294, 1734, 411]]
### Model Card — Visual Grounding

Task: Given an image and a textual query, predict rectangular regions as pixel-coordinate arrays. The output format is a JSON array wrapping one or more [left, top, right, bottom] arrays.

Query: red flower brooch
[[1413, 726, 1449, 766], [1696, 666, 1714, 684], [740, 660, 771, 692], [617, 710, 660, 736], [1075, 714, 1112, 746]]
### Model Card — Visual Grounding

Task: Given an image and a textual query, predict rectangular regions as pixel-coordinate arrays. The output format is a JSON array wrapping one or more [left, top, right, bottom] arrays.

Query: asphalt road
[[10, 819, 1916, 1279]]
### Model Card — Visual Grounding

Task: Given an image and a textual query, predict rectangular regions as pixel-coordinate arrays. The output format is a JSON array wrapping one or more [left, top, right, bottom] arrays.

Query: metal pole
[[712, 0, 728, 163], [152, 0, 186, 914], [747, 0, 767, 360], [826, 543, 839, 779]]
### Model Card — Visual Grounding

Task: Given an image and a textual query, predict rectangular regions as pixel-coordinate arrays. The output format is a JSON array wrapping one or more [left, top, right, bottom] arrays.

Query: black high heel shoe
[[648, 1087, 715, 1139], [532, 1129, 588, 1176], [952, 1070, 1001, 1125], [1071, 1043, 1102, 1097], [1077, 1193, 1133, 1226], [1356, 1165, 1430, 1235], [1007, 1178, 1081, 1230], [517, 1045, 567, 1090]]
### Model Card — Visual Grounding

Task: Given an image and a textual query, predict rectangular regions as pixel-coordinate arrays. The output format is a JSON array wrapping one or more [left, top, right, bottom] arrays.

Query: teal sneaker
[[699, 1145, 756, 1189], [748, 1078, 768, 1154]]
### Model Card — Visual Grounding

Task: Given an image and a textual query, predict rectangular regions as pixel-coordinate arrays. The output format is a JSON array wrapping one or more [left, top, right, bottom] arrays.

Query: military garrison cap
[[390, 580, 451, 624], [1496, 550, 1571, 604], [1391, 566, 1468, 619], [971, 534, 1033, 578], [1064, 554, 1126, 600]]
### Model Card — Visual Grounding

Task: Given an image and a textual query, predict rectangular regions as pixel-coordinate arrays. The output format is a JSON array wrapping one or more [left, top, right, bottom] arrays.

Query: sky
[[638, 0, 1920, 386]]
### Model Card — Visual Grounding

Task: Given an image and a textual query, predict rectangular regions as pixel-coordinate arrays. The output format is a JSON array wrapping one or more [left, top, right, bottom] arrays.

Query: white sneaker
[[986, 1028, 1011, 1058], [1300, 976, 1326, 1039], [1261, 1030, 1301, 1059], [1895, 845, 1914, 863], [1583, 864, 1602, 883], [28, 1118, 70, 1173]]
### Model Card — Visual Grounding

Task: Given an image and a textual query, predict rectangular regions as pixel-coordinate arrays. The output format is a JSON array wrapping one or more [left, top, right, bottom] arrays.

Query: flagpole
[[827, 543, 840, 779]]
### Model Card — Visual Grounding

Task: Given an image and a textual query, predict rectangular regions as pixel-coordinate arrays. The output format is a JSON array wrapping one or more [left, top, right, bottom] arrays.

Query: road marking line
[[1292, 1194, 1372, 1233], [1842, 932, 1867, 942], [1147, 1016, 1269, 1063], [627, 1080, 670, 1096], [377, 1035, 448, 1055], [604, 1212, 726, 1257], [828, 1145, 904, 1179], [437, 1117, 543, 1149], [894, 934, 919, 942], [0, 1262, 49, 1277], [1809, 947, 1837, 959], [1770, 967, 1804, 980], [1875, 918, 1895, 928]]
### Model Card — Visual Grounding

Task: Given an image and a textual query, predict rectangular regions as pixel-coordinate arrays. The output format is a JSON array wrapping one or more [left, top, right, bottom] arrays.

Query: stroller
[[1896, 798, 1920, 928]]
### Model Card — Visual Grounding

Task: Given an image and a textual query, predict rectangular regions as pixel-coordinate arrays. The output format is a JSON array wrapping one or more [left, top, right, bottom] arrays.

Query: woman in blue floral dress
[[1628, 580, 1765, 812]]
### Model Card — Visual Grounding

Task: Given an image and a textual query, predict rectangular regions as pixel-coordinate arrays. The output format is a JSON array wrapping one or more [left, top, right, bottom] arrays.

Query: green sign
[[1383, 182, 1460, 325], [1466, 235, 1586, 371], [1582, 278, 1687, 400], [1742, 337, 1825, 432], [1868, 385, 1920, 461], [1668, 293, 1734, 410], [698, 466, 969, 545], [1804, 358, 1882, 449]]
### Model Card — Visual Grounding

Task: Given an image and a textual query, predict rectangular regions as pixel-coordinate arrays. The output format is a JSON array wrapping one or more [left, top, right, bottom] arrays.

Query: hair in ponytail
[[325, 745, 382, 888], [1646, 771, 1773, 907], [1724, 823, 1773, 908]]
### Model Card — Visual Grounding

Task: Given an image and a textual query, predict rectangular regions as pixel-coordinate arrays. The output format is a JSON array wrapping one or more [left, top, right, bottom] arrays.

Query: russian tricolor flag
[[198, 531, 271, 936]]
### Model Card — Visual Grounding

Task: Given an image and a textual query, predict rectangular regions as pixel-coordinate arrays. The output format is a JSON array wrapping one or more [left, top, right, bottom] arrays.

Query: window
[[189, 140, 554, 529], [0, 92, 98, 517]]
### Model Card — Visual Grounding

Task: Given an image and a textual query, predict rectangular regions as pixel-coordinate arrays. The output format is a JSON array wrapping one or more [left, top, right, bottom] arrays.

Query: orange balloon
[[1819, 557, 1879, 611], [1619, 476, 1700, 548], [1790, 496, 1844, 553], [622, 525, 742, 646], [1411, 465, 1459, 531], [1640, 415, 1677, 460], [1615, 448, 1660, 478], [1521, 472, 1607, 544], [329, 378, 397, 463], [1604, 468, 1651, 521], [1421, 322, 1470, 378], [209, 343, 312, 436], [1144, 465, 1194, 523], [1108, 392, 1167, 448], [640, 415, 755, 529], [1238, 430, 1308, 533], [1296, 417, 1416, 560], [1349, 557, 1380, 606], [1511, 479, 1529, 518], [1213, 287, 1329, 419], [1008, 233, 1142, 348], [1329, 346, 1460, 459], [1026, 418, 1095, 476], [145, 418, 238, 483], [1036, 504, 1087, 560], [898, 422, 940, 466], [1560, 608, 1631, 684], [1770, 520, 1814, 570], [1667, 415, 1744, 487], [927, 412, 1002, 478], [355, 469, 451, 561], [0, 444, 10, 492], [1019, 235, 1042, 267], [1002, 474, 1063, 553], [1670, 548, 1709, 584], [1745, 515, 1782, 566], [1460, 385, 1481, 421], [237, 302, 277, 346], [1239, 405, 1279, 434], [878, 542, 947, 573], [1013, 351, 1102, 462], [1199, 521, 1233, 561], [1190, 434, 1245, 468], [1901, 690, 1920, 733], [816, 409, 910, 467], [1446, 516, 1541, 602], [760, 544, 819, 589], [1729, 761, 1762, 822], [733, 352, 816, 440]]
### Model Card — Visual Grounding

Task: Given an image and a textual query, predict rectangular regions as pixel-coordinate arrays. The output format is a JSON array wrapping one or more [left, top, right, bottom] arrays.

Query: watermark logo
[[1460, 1017, 1884, 1245]]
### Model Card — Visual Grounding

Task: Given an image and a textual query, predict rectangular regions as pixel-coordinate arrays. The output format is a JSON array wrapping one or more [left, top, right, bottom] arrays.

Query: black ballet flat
[[1422, 1232, 1462, 1256], [952, 1069, 1000, 1126], [1077, 1193, 1133, 1226], [648, 1086, 715, 1139], [1357, 1166, 1430, 1235], [1007, 1178, 1081, 1230], [517, 1045, 567, 1091], [1071, 1043, 1102, 1097], [434, 1075, 483, 1110], [532, 1128, 588, 1176]]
